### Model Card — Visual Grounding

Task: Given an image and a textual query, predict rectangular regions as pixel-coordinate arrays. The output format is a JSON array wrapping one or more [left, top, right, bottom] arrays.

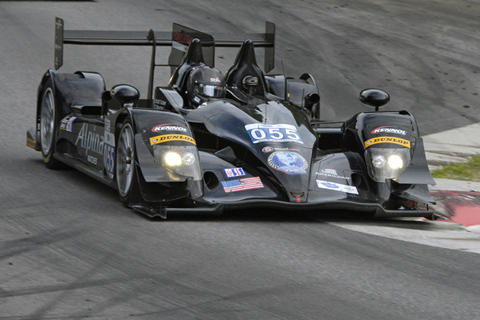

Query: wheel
[[116, 117, 138, 205], [39, 82, 62, 169]]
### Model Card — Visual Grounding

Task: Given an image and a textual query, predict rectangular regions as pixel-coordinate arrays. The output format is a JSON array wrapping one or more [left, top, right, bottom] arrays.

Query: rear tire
[[39, 82, 62, 169], [116, 117, 138, 206]]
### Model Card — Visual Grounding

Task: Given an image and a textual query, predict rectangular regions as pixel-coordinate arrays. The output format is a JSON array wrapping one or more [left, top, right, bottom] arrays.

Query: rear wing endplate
[[54, 17, 275, 99]]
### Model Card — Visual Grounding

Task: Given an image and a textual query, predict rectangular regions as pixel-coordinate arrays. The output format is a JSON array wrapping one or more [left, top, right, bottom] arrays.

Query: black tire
[[39, 81, 62, 169], [116, 117, 138, 206]]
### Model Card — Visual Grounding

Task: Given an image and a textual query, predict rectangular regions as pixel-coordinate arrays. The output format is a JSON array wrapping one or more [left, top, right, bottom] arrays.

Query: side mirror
[[359, 89, 390, 111], [111, 84, 140, 105], [304, 93, 320, 108], [304, 93, 320, 119]]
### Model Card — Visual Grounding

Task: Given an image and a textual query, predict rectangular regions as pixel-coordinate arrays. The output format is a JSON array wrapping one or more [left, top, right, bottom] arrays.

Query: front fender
[[126, 109, 203, 199], [129, 108, 196, 158], [344, 111, 435, 186]]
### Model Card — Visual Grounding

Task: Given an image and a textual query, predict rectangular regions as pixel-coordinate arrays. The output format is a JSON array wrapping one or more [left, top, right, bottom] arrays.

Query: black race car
[[26, 17, 436, 218]]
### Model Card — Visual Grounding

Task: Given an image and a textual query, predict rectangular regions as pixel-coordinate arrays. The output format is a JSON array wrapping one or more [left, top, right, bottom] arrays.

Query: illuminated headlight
[[365, 148, 411, 182], [164, 152, 182, 166], [163, 151, 196, 167], [153, 145, 202, 181], [388, 154, 404, 170]]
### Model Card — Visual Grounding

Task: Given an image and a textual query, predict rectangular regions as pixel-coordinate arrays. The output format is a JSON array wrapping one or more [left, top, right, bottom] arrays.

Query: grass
[[431, 154, 480, 182]]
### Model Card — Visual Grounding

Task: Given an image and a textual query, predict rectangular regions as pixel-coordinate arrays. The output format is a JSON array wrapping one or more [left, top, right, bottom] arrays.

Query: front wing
[[134, 150, 435, 219]]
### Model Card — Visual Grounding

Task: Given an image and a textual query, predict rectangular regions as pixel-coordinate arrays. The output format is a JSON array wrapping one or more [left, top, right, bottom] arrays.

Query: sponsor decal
[[221, 176, 264, 193], [104, 131, 115, 179], [87, 155, 98, 165], [75, 123, 104, 155], [316, 169, 351, 181], [150, 134, 196, 146], [105, 119, 111, 132], [154, 99, 168, 110], [59, 118, 67, 131], [210, 77, 221, 83], [59, 116, 76, 132], [268, 151, 308, 175], [371, 126, 407, 136], [172, 31, 194, 45], [224, 167, 246, 178], [245, 124, 303, 144], [155, 99, 167, 106], [262, 146, 300, 153], [152, 123, 187, 133], [364, 136, 411, 148], [320, 169, 337, 175], [66, 117, 76, 132], [316, 180, 359, 195]]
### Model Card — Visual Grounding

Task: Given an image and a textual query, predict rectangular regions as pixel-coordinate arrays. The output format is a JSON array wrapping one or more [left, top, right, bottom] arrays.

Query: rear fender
[[265, 73, 320, 118], [37, 70, 106, 120]]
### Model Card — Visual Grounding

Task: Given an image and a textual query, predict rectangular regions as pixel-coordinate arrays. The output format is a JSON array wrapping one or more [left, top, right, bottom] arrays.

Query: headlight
[[182, 152, 196, 166], [153, 145, 202, 181], [387, 154, 404, 170], [164, 152, 182, 166], [365, 148, 410, 182], [372, 155, 387, 168]]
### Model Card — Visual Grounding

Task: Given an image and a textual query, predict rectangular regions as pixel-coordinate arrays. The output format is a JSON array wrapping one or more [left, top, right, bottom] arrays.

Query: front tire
[[116, 117, 138, 205], [40, 83, 62, 169]]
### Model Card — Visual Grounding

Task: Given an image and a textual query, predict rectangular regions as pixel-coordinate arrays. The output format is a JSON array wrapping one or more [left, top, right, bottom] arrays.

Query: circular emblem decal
[[267, 151, 308, 175], [262, 146, 274, 153]]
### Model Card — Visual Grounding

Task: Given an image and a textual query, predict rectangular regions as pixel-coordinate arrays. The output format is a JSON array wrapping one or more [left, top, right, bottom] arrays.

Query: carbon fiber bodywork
[[26, 18, 435, 219]]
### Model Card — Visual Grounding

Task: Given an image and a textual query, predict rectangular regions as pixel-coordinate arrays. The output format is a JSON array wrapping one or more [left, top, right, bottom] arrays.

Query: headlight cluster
[[154, 145, 202, 181], [365, 148, 411, 182], [163, 151, 196, 167], [372, 154, 404, 170]]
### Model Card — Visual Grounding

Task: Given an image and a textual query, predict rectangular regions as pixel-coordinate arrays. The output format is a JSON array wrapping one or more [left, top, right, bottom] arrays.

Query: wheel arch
[[36, 70, 57, 128], [36, 70, 107, 126]]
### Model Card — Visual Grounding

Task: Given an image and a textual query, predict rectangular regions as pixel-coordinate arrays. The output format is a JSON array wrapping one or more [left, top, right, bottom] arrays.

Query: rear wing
[[54, 17, 275, 100]]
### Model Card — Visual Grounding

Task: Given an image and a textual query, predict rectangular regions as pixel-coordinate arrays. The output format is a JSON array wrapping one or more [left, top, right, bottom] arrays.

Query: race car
[[26, 17, 436, 219]]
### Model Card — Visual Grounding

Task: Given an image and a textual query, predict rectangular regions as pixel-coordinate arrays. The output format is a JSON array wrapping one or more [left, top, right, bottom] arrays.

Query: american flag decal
[[224, 167, 245, 178], [221, 176, 264, 193]]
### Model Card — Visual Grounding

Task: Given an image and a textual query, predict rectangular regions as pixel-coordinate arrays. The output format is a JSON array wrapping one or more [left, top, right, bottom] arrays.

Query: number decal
[[245, 124, 303, 144], [269, 128, 284, 140], [104, 132, 115, 179], [251, 128, 267, 140], [285, 128, 300, 140]]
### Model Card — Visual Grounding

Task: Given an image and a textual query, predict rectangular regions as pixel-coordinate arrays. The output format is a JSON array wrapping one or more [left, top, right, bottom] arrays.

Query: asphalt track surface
[[1, 1, 480, 319]]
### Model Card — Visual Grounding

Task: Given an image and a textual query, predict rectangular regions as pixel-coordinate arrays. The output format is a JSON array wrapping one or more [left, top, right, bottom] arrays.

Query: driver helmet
[[186, 66, 226, 108]]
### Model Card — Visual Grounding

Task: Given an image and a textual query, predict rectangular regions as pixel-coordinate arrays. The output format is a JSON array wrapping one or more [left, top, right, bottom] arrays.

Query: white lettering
[[75, 123, 104, 155]]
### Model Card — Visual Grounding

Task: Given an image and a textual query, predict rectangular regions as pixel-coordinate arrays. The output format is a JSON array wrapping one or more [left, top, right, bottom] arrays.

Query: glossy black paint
[[359, 88, 390, 109], [111, 85, 140, 104], [27, 20, 436, 219]]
